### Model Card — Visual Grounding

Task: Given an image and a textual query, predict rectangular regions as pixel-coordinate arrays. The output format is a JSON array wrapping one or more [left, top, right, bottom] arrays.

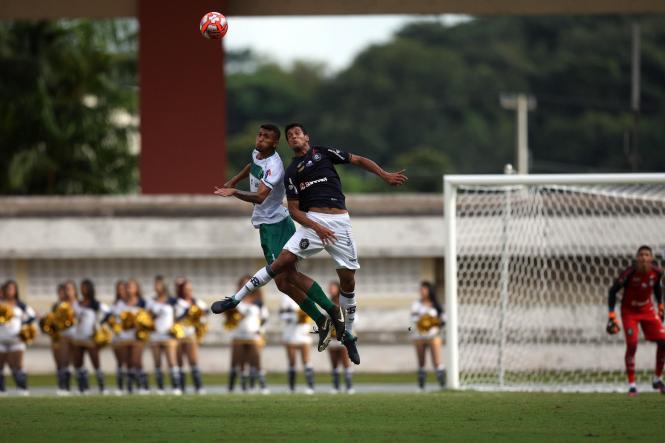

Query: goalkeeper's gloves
[[659, 304, 664, 322], [606, 312, 620, 335]]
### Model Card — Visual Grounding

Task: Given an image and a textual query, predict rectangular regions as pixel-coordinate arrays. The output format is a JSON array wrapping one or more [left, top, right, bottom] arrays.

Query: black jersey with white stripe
[[284, 146, 351, 212]]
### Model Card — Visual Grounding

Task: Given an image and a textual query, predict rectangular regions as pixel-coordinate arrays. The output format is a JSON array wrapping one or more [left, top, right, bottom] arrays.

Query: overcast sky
[[222, 15, 470, 73]]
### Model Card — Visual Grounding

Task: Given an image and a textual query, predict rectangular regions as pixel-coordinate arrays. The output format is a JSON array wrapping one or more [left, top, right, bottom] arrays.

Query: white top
[[147, 298, 176, 335], [279, 295, 313, 345], [0, 302, 35, 342], [230, 301, 269, 341], [249, 149, 289, 227], [174, 298, 208, 338], [410, 301, 443, 340], [74, 302, 110, 340]]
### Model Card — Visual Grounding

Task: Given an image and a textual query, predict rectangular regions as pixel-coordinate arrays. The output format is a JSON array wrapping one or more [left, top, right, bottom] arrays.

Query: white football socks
[[339, 290, 357, 335], [231, 266, 274, 302]]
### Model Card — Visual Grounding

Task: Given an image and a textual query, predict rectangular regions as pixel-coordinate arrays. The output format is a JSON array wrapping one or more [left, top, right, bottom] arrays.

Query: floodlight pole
[[500, 93, 537, 175]]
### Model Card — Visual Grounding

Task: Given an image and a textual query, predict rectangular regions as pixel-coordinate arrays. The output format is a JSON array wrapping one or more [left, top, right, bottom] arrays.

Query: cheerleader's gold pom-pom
[[19, 324, 38, 344], [120, 311, 136, 330], [135, 309, 155, 331], [186, 304, 203, 326], [297, 309, 312, 324], [0, 303, 14, 324], [170, 323, 185, 339], [93, 326, 113, 347], [39, 313, 60, 340], [195, 323, 209, 342], [223, 309, 243, 330], [55, 302, 76, 329], [107, 315, 122, 334], [417, 315, 439, 334]]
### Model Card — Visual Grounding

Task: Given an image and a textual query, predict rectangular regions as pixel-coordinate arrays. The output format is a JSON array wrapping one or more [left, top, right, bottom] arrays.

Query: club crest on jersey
[[313, 152, 322, 161], [299, 239, 310, 250], [265, 169, 271, 177]]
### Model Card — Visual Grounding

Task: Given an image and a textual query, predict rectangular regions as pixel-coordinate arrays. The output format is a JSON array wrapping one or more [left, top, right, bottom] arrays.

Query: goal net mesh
[[454, 182, 665, 391]]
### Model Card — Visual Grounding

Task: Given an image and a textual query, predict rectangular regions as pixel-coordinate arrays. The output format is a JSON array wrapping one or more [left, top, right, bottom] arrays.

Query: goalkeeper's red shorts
[[621, 308, 665, 344]]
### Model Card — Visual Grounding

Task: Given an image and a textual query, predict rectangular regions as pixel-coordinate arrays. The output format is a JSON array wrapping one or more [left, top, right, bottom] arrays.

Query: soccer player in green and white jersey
[[213, 124, 344, 351]]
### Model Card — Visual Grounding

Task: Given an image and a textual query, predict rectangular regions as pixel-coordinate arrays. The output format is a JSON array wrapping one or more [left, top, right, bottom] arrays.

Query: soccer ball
[[199, 12, 228, 40]]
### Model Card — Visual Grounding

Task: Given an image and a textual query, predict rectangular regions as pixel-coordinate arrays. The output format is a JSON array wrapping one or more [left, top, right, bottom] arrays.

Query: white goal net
[[443, 173, 665, 392]]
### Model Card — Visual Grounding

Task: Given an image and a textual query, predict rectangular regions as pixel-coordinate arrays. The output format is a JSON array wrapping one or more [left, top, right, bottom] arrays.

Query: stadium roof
[[1, 0, 664, 19]]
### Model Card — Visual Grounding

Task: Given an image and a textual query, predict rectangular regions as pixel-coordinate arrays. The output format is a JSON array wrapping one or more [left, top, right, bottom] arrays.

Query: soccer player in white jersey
[[213, 124, 346, 351], [212, 123, 408, 364]]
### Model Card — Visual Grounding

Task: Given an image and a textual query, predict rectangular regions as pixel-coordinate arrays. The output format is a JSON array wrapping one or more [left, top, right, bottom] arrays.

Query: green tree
[[0, 20, 138, 194]]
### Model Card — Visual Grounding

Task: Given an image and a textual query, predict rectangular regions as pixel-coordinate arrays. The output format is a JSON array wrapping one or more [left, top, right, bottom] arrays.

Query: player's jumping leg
[[337, 268, 360, 365], [211, 250, 345, 350]]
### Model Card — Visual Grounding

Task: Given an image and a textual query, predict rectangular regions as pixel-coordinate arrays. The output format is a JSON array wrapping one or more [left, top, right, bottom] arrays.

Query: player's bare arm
[[215, 181, 272, 204], [286, 198, 337, 245], [348, 154, 408, 186]]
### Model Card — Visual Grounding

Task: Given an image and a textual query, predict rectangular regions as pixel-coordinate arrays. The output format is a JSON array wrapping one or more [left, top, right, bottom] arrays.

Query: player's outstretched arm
[[349, 154, 408, 187], [286, 199, 337, 245], [214, 181, 272, 204]]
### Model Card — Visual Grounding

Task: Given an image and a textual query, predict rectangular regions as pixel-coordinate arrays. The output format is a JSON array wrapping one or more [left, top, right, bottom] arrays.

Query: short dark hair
[[284, 122, 307, 136], [260, 123, 281, 140], [637, 245, 653, 254]]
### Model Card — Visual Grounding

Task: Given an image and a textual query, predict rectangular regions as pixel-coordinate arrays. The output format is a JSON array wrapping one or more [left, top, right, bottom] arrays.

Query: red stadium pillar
[[138, 0, 227, 194]]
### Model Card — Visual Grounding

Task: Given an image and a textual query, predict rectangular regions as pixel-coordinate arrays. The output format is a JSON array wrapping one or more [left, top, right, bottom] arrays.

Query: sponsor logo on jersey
[[266, 169, 271, 177], [250, 277, 260, 287], [299, 177, 328, 190], [299, 239, 310, 249], [306, 160, 313, 167]]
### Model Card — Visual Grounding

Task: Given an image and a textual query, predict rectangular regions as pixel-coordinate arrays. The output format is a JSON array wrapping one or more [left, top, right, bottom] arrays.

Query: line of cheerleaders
[[0, 277, 446, 395]]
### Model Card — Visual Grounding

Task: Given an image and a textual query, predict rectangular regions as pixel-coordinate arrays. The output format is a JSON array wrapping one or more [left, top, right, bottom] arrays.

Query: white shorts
[[284, 212, 360, 270], [0, 339, 25, 353]]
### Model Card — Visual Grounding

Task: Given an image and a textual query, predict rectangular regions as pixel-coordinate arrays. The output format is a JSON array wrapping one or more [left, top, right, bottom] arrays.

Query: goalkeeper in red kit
[[607, 245, 665, 396]]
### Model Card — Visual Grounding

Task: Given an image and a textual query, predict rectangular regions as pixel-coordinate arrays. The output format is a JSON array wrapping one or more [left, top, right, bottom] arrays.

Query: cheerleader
[[72, 279, 110, 394], [227, 275, 268, 394], [113, 279, 149, 394], [327, 281, 354, 394], [108, 280, 128, 394], [279, 293, 315, 394], [174, 279, 208, 394], [53, 280, 79, 395], [0, 280, 36, 395], [147, 275, 181, 395], [250, 288, 269, 393], [410, 281, 446, 391]]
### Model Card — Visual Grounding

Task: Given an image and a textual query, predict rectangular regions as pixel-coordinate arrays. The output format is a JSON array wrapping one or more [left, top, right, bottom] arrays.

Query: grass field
[[3, 392, 664, 442]]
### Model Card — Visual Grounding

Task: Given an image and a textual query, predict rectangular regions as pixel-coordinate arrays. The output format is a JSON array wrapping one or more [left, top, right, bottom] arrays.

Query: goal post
[[443, 173, 665, 391]]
